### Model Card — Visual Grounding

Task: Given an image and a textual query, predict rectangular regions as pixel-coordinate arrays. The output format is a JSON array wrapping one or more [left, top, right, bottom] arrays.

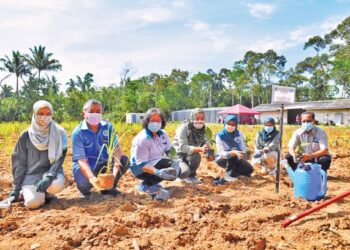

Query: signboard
[[270, 85, 296, 104]]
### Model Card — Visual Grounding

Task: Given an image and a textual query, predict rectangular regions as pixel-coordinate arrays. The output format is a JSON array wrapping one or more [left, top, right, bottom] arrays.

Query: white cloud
[[187, 20, 209, 32], [127, 7, 173, 24], [246, 3, 277, 19], [186, 20, 232, 51]]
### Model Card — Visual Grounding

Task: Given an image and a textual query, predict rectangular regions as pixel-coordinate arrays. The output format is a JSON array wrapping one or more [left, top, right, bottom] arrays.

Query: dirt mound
[[1, 147, 350, 249]]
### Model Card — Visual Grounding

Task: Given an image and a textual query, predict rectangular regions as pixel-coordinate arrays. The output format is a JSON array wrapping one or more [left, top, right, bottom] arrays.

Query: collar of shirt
[[145, 128, 164, 139], [81, 120, 107, 131], [296, 126, 315, 136]]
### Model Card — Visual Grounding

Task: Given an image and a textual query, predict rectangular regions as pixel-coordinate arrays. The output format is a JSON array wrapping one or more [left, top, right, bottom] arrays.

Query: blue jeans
[[73, 155, 129, 194]]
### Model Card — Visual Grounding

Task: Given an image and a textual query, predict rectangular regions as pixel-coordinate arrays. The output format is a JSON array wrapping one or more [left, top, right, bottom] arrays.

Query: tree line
[[0, 17, 349, 122]]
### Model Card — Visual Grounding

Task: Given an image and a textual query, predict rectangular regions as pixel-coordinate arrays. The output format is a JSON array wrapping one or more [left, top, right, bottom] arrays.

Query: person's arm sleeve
[[109, 124, 120, 149], [47, 149, 67, 178], [318, 130, 329, 150], [240, 132, 248, 152], [11, 133, 28, 191], [254, 133, 261, 151], [215, 135, 231, 159], [134, 140, 150, 167], [173, 125, 195, 155], [72, 130, 86, 162], [268, 133, 280, 152], [288, 131, 299, 150]]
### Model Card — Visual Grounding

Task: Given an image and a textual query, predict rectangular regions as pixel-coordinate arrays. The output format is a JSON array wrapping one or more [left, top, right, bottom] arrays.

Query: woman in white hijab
[[9, 100, 68, 209]]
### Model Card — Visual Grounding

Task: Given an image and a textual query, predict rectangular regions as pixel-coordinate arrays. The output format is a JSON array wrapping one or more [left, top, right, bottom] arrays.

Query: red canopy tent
[[217, 104, 260, 124]]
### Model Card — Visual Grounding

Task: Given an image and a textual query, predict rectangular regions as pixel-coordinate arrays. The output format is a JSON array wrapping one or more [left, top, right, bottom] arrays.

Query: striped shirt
[[288, 126, 329, 154]]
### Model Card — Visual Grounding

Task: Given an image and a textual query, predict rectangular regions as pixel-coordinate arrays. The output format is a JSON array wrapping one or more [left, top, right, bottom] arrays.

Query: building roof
[[253, 99, 350, 112]]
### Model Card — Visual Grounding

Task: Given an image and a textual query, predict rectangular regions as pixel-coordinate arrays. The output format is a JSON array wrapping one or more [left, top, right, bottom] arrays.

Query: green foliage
[[1, 16, 350, 121]]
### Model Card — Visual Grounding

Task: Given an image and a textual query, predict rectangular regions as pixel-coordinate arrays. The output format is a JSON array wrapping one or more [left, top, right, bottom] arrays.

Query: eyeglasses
[[302, 120, 313, 123]]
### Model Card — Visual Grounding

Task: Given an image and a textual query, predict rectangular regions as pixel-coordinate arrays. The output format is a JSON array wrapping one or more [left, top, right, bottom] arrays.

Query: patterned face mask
[[193, 121, 205, 129]]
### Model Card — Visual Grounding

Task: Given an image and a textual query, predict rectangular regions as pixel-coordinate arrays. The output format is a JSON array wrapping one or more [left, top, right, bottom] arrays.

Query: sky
[[0, 0, 350, 90]]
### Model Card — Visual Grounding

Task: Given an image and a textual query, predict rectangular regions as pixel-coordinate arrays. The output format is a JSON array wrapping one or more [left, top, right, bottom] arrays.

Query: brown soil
[[0, 146, 350, 249]]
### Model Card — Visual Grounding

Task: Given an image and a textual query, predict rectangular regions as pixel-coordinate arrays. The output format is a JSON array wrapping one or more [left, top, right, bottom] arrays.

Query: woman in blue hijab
[[215, 115, 253, 181]]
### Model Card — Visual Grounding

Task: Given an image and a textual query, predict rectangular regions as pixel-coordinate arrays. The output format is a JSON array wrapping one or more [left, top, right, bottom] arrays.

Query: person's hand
[[9, 190, 20, 200], [202, 144, 209, 153], [263, 147, 270, 153], [300, 153, 312, 162], [154, 169, 177, 181], [35, 176, 53, 193], [230, 150, 245, 159], [89, 176, 101, 189]]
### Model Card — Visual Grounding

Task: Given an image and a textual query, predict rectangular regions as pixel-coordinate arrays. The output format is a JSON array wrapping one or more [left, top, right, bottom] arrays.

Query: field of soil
[[0, 125, 350, 250]]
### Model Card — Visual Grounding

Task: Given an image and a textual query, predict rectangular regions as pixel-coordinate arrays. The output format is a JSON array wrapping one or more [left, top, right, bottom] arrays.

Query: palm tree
[[0, 84, 14, 98], [26, 45, 62, 81], [0, 51, 31, 96]]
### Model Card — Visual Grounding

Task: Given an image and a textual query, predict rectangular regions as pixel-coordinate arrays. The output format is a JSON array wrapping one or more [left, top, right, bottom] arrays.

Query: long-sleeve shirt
[[254, 131, 280, 152], [12, 130, 67, 191], [172, 123, 208, 155], [130, 129, 172, 177], [215, 131, 248, 159]]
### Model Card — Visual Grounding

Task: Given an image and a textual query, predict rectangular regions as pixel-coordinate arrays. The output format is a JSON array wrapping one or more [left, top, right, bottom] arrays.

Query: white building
[[254, 99, 350, 125], [126, 113, 146, 124]]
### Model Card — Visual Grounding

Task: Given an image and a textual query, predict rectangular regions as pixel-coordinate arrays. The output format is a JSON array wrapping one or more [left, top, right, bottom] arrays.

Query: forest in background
[[0, 17, 349, 122]]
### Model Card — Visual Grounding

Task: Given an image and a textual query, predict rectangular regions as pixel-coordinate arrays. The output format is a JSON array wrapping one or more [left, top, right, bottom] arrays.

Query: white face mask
[[193, 121, 205, 129], [36, 115, 52, 127], [148, 122, 162, 132], [226, 125, 236, 133], [86, 112, 102, 126]]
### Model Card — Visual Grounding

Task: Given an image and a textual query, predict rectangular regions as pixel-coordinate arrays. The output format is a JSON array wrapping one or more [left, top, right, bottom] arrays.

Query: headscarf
[[217, 114, 242, 150], [28, 100, 68, 164], [258, 116, 279, 143], [186, 108, 206, 146]]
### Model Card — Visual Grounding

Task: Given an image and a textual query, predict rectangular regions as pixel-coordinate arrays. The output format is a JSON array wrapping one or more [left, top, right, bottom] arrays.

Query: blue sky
[[0, 0, 349, 89]]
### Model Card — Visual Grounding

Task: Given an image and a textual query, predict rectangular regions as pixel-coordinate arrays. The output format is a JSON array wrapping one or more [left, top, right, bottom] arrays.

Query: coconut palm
[[0, 84, 13, 98], [26, 45, 62, 81], [0, 51, 31, 96]]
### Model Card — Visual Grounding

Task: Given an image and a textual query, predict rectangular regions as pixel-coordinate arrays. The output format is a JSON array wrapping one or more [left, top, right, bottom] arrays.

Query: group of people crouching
[[8, 99, 332, 208]]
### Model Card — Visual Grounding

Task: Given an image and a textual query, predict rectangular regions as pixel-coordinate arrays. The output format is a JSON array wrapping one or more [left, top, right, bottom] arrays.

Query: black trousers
[[215, 156, 253, 177], [136, 158, 173, 186], [285, 153, 331, 172]]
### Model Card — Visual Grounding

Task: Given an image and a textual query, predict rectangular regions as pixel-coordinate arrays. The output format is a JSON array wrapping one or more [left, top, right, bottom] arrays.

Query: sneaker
[[136, 182, 162, 193], [101, 189, 121, 197], [183, 177, 202, 184], [45, 193, 57, 204], [223, 175, 238, 182], [79, 191, 92, 199], [261, 166, 268, 174], [151, 188, 171, 201]]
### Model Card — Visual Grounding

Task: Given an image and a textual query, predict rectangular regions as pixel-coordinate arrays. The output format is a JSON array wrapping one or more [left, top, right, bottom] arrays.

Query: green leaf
[[169, 146, 176, 159]]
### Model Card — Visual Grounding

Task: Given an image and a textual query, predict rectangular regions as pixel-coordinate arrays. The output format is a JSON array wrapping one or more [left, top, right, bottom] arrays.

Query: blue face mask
[[264, 126, 274, 134], [302, 122, 314, 132], [148, 122, 162, 132]]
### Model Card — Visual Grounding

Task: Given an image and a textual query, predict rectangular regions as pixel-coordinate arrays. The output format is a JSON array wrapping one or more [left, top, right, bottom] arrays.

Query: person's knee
[[120, 155, 130, 167], [188, 153, 201, 167], [179, 161, 191, 178], [73, 169, 92, 192], [24, 196, 45, 209], [47, 175, 65, 194], [318, 155, 331, 168]]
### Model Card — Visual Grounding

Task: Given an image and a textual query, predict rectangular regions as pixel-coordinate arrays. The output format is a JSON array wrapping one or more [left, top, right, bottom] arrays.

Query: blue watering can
[[283, 160, 327, 201]]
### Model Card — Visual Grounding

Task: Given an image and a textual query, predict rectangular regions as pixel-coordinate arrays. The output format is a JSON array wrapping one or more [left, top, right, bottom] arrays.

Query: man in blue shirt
[[72, 99, 129, 197]]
